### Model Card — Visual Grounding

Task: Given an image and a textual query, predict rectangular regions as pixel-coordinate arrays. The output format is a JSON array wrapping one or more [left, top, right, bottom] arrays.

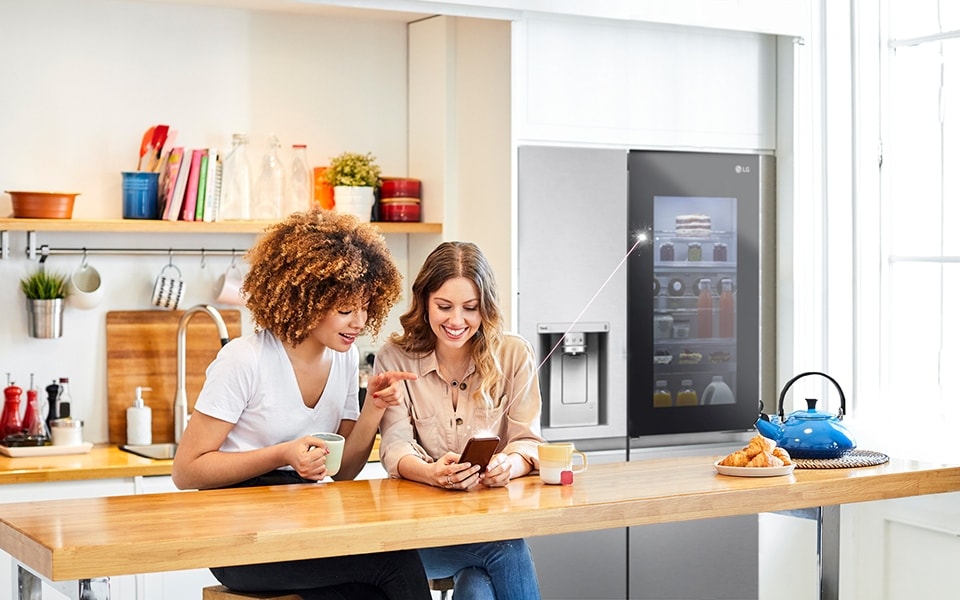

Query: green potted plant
[[323, 152, 382, 222], [20, 267, 69, 339]]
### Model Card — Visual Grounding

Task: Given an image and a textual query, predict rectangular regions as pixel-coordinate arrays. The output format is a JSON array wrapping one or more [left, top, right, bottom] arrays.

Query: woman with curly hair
[[376, 241, 544, 600], [172, 209, 430, 600]]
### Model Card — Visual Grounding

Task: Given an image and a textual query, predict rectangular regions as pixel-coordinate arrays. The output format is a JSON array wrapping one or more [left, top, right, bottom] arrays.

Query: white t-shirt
[[194, 330, 360, 455]]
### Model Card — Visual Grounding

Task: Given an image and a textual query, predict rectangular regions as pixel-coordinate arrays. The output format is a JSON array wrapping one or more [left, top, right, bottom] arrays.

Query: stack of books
[[157, 147, 222, 222]]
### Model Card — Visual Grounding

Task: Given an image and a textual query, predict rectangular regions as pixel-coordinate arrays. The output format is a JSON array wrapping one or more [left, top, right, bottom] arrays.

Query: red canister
[[380, 200, 421, 222], [380, 178, 421, 200], [379, 178, 421, 222]]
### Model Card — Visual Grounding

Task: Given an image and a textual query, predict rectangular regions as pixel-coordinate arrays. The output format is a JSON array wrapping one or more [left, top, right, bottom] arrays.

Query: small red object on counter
[[560, 470, 574, 485]]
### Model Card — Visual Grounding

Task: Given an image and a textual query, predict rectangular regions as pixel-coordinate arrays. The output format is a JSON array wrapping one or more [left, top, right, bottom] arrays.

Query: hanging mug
[[213, 259, 245, 306], [67, 253, 103, 310], [151, 263, 186, 310]]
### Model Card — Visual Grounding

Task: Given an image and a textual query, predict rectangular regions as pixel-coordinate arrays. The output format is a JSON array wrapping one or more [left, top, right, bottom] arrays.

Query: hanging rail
[[30, 245, 247, 263]]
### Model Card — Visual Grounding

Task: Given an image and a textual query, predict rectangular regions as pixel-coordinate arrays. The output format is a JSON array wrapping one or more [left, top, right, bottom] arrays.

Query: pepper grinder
[[2, 378, 23, 439], [45, 379, 61, 433]]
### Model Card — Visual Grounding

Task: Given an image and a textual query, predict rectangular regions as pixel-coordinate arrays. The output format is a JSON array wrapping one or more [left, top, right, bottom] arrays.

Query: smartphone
[[458, 435, 500, 467]]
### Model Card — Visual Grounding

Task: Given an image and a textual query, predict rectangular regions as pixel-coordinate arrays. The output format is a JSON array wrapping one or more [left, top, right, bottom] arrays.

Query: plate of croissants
[[715, 434, 795, 477]]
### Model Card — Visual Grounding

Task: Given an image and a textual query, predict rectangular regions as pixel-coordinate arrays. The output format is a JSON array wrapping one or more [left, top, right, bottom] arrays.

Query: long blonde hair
[[390, 242, 505, 407]]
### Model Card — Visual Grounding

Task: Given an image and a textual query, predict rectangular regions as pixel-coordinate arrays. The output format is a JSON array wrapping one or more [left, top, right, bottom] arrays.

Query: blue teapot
[[755, 371, 856, 459]]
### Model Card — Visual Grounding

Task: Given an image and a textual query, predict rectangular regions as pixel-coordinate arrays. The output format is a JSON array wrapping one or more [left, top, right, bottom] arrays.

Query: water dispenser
[[537, 322, 609, 428]]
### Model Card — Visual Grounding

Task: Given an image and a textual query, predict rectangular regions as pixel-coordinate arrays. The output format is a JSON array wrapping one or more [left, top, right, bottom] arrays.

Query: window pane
[[890, 0, 960, 40], [887, 43, 943, 257], [887, 262, 958, 405]]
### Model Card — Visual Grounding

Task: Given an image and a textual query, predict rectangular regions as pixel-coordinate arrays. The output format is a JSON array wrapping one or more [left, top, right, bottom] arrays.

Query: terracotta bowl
[[6, 191, 79, 219]]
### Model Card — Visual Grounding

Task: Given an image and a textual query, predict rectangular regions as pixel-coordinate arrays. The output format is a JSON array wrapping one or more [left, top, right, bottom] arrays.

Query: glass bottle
[[253, 135, 285, 221], [718, 278, 735, 338], [1, 380, 23, 439], [288, 144, 313, 215], [697, 278, 714, 338], [56, 377, 72, 419], [653, 380, 672, 408], [219, 133, 252, 221], [21, 374, 49, 441], [676, 379, 698, 407]]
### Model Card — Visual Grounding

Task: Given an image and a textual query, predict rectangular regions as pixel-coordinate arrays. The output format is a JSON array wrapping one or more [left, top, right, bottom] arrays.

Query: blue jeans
[[419, 539, 541, 600]]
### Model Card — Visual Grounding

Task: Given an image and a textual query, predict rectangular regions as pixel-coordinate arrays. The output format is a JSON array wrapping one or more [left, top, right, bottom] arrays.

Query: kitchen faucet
[[175, 304, 230, 443]]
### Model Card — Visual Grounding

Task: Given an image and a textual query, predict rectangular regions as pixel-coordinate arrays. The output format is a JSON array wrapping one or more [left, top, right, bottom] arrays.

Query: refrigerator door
[[627, 151, 775, 437], [517, 146, 628, 443]]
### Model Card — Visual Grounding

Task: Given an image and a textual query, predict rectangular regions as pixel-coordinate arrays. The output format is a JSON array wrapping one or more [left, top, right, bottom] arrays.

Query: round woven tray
[[794, 449, 889, 469]]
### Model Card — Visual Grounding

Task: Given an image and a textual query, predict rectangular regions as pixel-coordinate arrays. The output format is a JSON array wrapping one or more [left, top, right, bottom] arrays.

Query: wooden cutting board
[[106, 310, 242, 445]]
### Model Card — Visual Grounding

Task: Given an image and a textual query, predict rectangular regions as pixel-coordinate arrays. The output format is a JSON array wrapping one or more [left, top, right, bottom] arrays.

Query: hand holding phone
[[458, 435, 500, 468]]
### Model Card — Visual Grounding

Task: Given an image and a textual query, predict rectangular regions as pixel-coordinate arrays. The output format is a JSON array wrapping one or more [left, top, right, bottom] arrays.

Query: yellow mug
[[537, 442, 588, 485]]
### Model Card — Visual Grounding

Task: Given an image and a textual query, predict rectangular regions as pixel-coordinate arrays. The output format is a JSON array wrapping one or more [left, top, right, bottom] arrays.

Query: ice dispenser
[[537, 322, 609, 428]]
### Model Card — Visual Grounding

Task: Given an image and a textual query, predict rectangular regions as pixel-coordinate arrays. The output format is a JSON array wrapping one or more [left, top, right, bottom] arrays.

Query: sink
[[121, 443, 178, 460]]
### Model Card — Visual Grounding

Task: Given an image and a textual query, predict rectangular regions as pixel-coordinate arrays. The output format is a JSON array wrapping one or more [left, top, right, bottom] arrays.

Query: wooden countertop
[[0, 445, 171, 485], [0, 438, 380, 485], [2, 454, 959, 581]]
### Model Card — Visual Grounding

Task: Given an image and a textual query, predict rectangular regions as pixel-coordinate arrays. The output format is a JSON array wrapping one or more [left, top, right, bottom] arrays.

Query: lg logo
[[735, 165, 751, 174]]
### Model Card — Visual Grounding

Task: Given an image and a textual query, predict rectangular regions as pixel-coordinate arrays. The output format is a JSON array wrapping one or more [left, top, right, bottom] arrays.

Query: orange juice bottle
[[677, 379, 698, 406], [718, 278, 735, 338], [697, 278, 714, 338], [653, 380, 672, 408]]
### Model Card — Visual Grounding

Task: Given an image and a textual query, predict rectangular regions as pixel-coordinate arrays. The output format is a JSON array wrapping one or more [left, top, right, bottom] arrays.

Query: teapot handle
[[777, 371, 847, 421]]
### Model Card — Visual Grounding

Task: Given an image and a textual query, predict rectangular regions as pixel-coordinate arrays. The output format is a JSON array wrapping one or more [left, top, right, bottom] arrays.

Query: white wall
[[0, 0, 412, 443]]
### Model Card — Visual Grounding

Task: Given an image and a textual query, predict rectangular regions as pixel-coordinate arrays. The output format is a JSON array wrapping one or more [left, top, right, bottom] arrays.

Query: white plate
[[0, 442, 93, 458], [714, 459, 795, 477]]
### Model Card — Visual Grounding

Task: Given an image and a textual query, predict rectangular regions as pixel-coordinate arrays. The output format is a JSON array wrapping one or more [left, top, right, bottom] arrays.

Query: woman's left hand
[[366, 370, 417, 409], [479, 452, 513, 487]]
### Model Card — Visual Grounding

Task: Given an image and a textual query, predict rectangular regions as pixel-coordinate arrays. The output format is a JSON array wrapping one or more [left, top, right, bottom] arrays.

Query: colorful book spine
[[166, 149, 192, 221], [195, 151, 209, 221], [203, 148, 221, 223], [180, 149, 204, 221], [160, 147, 185, 220]]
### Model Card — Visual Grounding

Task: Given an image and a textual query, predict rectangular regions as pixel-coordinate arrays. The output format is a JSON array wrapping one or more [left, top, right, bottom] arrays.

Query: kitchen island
[[2, 454, 960, 600]]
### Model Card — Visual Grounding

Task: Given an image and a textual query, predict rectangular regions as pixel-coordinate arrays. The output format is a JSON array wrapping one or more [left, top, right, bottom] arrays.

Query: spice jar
[[51, 418, 83, 446]]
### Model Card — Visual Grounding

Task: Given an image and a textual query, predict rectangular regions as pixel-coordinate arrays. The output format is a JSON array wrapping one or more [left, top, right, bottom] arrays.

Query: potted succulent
[[323, 152, 382, 222], [20, 267, 69, 339]]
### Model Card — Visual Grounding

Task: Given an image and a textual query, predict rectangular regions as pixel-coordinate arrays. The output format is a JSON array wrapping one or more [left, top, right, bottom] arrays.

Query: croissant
[[747, 451, 784, 468], [719, 435, 790, 468], [772, 446, 792, 465], [720, 450, 750, 467], [745, 435, 777, 458]]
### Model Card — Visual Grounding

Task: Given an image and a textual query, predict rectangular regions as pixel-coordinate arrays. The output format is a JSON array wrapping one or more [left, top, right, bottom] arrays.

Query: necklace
[[439, 358, 471, 391]]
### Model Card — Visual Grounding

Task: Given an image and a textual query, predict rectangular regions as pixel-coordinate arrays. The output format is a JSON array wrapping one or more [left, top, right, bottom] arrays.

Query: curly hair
[[389, 241, 505, 408], [242, 209, 403, 346]]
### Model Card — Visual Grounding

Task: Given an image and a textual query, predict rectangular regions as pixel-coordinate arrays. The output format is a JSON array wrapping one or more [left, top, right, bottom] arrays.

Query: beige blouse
[[375, 333, 545, 478]]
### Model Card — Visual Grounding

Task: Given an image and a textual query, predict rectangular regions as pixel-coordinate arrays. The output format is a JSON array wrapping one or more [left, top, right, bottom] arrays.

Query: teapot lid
[[777, 372, 847, 421]]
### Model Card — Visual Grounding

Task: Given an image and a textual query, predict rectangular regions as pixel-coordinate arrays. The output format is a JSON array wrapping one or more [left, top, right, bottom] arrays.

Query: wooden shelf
[[0, 218, 442, 235]]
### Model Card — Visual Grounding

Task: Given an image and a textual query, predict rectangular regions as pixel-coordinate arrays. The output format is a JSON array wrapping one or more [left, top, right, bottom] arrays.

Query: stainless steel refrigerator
[[518, 146, 775, 599]]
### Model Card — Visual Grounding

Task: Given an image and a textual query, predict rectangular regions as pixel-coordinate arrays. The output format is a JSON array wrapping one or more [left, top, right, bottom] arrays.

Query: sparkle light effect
[[534, 228, 651, 373]]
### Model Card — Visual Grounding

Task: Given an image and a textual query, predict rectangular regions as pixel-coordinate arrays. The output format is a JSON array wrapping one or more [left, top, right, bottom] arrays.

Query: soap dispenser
[[126, 386, 153, 445]]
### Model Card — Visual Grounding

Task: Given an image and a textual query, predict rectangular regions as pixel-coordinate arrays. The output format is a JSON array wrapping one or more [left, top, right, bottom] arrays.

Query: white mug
[[537, 442, 588, 485], [67, 260, 103, 310], [213, 262, 245, 306], [151, 263, 186, 310], [309, 432, 346, 478]]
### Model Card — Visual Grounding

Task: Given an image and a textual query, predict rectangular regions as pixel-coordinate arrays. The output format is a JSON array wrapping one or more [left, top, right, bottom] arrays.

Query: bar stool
[[430, 576, 455, 599]]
